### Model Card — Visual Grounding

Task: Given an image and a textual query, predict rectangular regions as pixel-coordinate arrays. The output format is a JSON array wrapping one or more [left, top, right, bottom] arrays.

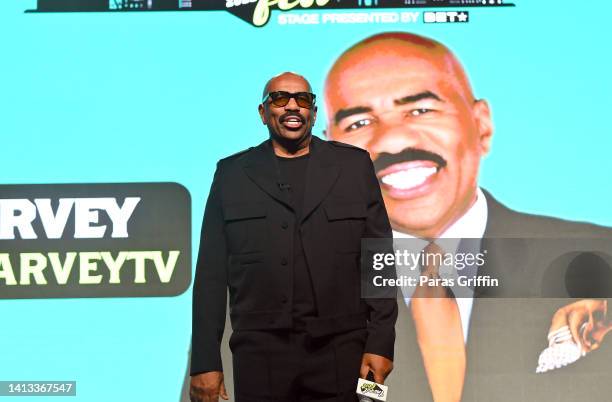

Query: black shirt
[[276, 153, 318, 327]]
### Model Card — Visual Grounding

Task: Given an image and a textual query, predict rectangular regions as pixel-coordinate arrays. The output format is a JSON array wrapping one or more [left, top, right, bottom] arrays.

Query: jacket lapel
[[241, 135, 340, 221], [300, 136, 340, 224], [465, 190, 529, 390], [242, 138, 293, 211], [474, 190, 529, 298]]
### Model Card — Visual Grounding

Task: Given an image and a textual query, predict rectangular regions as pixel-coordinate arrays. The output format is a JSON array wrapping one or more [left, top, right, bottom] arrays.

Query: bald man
[[190, 72, 397, 402], [324, 33, 612, 402]]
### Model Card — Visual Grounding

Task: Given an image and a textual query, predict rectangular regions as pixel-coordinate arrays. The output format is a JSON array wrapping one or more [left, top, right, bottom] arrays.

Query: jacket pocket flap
[[229, 251, 265, 265], [223, 203, 267, 221], [324, 203, 367, 220]]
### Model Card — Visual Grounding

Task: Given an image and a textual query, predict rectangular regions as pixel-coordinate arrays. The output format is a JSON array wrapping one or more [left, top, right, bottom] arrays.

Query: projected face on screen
[[324, 33, 493, 238]]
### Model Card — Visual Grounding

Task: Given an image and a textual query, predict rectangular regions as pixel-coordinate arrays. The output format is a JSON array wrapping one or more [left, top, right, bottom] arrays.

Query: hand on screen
[[190, 371, 228, 402], [550, 299, 612, 353], [360, 353, 393, 384]]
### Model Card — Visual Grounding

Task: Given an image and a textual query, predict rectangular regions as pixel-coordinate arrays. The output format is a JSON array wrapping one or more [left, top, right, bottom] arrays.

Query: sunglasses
[[262, 91, 316, 109]]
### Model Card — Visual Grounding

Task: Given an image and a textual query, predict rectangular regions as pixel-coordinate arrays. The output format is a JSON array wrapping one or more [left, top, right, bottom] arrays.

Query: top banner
[[28, 0, 515, 26], [3, 1, 612, 401]]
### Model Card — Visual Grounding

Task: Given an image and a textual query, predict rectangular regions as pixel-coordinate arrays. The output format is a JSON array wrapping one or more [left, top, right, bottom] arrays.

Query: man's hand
[[190, 371, 228, 402], [359, 353, 393, 384], [550, 299, 612, 353]]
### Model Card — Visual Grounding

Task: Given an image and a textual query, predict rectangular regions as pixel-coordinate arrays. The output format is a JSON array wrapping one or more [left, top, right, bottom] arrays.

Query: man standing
[[324, 33, 612, 402], [190, 72, 397, 402]]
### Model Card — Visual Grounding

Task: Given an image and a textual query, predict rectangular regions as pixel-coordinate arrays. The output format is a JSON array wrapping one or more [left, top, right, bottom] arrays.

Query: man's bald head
[[325, 32, 475, 107], [259, 71, 318, 153], [262, 71, 312, 99]]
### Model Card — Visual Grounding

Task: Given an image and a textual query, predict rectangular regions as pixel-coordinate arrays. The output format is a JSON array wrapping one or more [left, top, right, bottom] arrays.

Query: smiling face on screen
[[325, 33, 493, 238]]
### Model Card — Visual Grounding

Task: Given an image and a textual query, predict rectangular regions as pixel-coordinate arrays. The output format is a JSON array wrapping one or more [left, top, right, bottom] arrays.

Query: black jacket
[[191, 135, 397, 375]]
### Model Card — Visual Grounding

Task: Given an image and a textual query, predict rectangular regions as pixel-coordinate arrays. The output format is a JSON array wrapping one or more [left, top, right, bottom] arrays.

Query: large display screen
[[2, 1, 611, 401]]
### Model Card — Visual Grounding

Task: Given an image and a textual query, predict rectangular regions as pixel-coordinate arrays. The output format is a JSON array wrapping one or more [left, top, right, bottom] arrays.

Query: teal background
[[1, 1, 611, 401]]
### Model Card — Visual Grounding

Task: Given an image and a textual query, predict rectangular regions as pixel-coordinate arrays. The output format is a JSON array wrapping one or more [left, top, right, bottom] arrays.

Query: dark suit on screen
[[386, 190, 612, 402]]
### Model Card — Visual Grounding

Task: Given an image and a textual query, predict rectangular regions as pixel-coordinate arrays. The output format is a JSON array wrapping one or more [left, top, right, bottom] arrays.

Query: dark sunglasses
[[262, 91, 316, 108]]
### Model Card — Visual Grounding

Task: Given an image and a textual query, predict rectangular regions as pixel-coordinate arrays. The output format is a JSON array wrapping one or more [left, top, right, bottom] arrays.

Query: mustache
[[280, 112, 305, 124], [373, 148, 448, 174]]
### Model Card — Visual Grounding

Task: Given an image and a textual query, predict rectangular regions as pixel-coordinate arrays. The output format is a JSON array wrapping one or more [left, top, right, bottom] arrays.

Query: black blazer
[[386, 190, 612, 402], [191, 135, 397, 375]]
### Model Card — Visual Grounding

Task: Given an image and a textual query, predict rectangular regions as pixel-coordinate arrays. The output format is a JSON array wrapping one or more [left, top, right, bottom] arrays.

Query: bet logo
[[424, 11, 469, 23]]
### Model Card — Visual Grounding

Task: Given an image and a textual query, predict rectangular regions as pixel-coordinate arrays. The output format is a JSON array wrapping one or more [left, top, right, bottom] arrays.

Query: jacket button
[[280, 295, 288, 304], [281, 257, 288, 265], [281, 221, 289, 229]]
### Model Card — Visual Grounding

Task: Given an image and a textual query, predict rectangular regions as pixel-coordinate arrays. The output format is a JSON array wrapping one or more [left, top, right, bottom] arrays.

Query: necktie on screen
[[410, 242, 466, 402]]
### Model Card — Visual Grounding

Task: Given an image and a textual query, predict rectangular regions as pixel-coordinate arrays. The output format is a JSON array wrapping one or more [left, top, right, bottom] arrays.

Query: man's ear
[[258, 103, 267, 125], [473, 99, 493, 155]]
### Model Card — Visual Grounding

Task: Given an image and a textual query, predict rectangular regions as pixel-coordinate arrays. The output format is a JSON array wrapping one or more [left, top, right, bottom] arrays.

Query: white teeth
[[381, 167, 437, 190], [284, 120, 302, 127]]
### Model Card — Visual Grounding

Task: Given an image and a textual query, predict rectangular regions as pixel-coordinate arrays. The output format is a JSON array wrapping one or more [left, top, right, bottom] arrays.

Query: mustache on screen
[[373, 148, 448, 174]]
